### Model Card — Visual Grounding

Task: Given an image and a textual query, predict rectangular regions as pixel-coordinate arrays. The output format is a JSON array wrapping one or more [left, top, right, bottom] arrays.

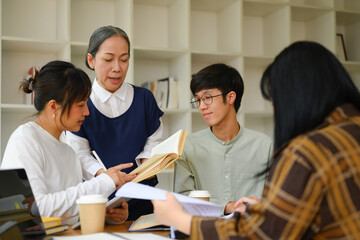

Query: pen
[[106, 232, 132, 240], [92, 150, 107, 170]]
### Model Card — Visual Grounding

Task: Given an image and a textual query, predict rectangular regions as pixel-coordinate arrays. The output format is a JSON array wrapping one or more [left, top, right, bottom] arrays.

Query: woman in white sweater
[[1, 60, 135, 224]]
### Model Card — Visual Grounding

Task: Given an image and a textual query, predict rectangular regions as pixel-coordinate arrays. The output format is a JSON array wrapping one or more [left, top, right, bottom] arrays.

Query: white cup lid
[[189, 190, 211, 198], [76, 194, 107, 204]]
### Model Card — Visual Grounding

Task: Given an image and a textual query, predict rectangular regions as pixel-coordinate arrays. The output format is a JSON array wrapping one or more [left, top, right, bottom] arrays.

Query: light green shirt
[[174, 127, 273, 210]]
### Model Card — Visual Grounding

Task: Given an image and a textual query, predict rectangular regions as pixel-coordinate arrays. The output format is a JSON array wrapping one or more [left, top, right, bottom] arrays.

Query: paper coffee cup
[[76, 194, 107, 235], [189, 190, 211, 201]]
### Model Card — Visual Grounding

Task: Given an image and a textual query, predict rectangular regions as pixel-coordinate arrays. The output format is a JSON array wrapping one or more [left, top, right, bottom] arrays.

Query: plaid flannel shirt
[[191, 104, 360, 240]]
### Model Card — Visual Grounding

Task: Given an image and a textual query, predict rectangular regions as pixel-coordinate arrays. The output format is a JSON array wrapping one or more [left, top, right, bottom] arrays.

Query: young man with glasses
[[174, 63, 273, 214]]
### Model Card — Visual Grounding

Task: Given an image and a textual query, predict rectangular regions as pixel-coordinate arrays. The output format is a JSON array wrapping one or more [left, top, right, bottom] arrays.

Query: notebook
[[0, 168, 47, 240]]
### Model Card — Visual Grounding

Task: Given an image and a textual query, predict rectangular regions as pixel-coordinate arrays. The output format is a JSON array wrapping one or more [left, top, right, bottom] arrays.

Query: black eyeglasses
[[190, 93, 227, 108]]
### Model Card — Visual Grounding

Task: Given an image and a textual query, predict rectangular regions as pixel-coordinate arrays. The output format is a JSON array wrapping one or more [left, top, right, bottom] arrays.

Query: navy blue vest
[[73, 86, 164, 220], [73, 86, 163, 172]]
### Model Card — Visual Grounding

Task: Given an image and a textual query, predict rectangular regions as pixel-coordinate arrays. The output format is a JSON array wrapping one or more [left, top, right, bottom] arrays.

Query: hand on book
[[106, 201, 129, 223], [105, 163, 137, 189]]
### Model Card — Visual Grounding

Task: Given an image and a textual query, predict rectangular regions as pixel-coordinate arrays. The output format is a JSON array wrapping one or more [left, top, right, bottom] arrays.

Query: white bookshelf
[[1, 0, 360, 191]]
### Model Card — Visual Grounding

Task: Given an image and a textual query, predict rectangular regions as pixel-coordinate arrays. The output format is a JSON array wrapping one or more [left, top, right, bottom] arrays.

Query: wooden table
[[58, 221, 170, 237]]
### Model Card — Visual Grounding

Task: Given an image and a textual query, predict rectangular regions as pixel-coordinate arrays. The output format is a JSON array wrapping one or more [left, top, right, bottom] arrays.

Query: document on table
[[50, 232, 170, 240], [115, 182, 224, 217]]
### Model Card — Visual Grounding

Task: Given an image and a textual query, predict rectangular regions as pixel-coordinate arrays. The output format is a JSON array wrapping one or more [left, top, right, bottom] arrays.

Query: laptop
[[0, 168, 47, 240]]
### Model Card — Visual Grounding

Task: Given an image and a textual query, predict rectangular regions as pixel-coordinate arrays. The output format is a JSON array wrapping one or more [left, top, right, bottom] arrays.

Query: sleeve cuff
[[210, 199, 228, 215], [88, 162, 103, 176], [134, 158, 142, 167], [135, 151, 151, 162], [97, 173, 116, 195]]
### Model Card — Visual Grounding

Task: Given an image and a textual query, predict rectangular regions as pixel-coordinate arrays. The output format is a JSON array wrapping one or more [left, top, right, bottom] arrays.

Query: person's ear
[[47, 100, 58, 118], [48, 100, 56, 111], [48, 100, 61, 118], [227, 91, 236, 105], [87, 53, 95, 70]]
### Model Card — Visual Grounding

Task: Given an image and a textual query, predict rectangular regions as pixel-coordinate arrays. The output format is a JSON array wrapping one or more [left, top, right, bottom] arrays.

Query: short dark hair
[[20, 60, 92, 120], [190, 63, 244, 112], [261, 41, 360, 149], [86, 25, 130, 70]]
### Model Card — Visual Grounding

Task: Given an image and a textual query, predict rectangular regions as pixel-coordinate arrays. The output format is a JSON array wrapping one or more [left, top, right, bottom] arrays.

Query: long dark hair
[[20, 60, 92, 119], [261, 41, 360, 150]]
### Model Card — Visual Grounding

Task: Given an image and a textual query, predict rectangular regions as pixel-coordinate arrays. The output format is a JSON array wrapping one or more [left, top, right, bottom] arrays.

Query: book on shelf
[[141, 81, 158, 96], [167, 77, 178, 109], [155, 78, 169, 109], [141, 77, 178, 109], [129, 129, 187, 183], [128, 213, 170, 232], [336, 33, 348, 61]]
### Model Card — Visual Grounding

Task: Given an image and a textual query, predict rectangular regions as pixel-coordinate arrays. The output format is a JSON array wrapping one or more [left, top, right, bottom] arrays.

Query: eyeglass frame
[[190, 92, 229, 108]]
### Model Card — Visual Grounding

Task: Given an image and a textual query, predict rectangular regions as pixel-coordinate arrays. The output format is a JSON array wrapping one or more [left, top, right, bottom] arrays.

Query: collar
[[272, 104, 360, 158], [207, 122, 243, 145], [92, 79, 128, 103]]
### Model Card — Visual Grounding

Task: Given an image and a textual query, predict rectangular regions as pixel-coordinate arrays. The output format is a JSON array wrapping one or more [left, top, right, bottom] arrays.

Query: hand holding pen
[[92, 150, 136, 189]]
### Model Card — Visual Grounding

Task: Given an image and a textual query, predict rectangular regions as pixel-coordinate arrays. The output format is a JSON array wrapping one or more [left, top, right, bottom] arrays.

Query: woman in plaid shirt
[[152, 41, 360, 239]]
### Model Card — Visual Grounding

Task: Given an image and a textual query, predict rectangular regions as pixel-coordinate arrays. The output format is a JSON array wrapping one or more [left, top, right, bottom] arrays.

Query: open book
[[130, 129, 187, 183], [128, 213, 170, 232]]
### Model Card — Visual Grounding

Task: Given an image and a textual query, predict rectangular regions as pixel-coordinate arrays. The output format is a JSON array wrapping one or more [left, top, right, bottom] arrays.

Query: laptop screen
[[0, 168, 46, 239]]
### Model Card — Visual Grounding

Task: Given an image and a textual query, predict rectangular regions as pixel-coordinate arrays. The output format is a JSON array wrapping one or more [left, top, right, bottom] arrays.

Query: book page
[[129, 154, 167, 175], [151, 130, 183, 156], [128, 129, 187, 183], [132, 153, 178, 183]]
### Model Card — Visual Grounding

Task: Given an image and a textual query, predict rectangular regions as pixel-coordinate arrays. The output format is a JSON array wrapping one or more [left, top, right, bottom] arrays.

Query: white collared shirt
[[90, 78, 133, 118], [66, 80, 164, 178]]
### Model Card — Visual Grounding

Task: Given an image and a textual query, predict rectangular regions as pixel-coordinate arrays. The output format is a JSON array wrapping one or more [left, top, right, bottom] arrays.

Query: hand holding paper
[[115, 182, 223, 236], [115, 182, 223, 217]]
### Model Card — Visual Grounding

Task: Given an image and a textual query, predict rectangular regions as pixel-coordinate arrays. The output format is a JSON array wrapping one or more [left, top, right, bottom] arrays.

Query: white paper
[[51, 232, 170, 240], [114, 233, 170, 240], [116, 182, 223, 217]]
